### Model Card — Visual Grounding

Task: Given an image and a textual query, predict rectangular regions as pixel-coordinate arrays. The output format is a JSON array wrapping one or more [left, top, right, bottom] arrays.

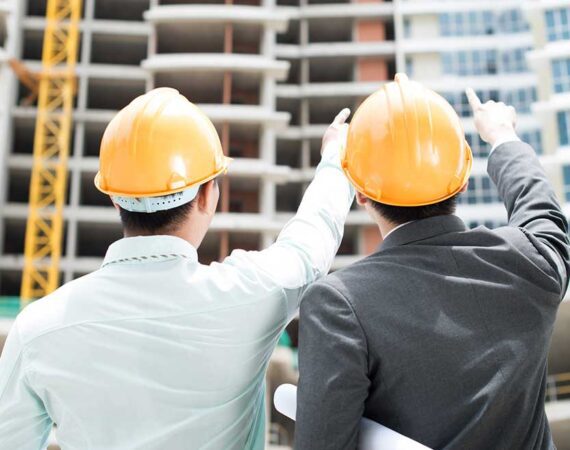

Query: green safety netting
[[0, 297, 22, 318]]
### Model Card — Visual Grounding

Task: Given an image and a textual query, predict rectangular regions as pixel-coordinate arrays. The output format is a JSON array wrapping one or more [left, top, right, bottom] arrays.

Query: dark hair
[[119, 198, 196, 234], [369, 195, 458, 225]]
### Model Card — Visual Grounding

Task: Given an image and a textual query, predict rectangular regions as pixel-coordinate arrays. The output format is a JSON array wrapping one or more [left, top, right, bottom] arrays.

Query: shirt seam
[[19, 291, 284, 348], [102, 252, 195, 268], [0, 322, 25, 405]]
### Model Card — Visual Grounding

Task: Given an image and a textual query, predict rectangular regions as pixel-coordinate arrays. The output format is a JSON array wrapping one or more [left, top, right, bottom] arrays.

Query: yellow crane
[[20, 0, 82, 301]]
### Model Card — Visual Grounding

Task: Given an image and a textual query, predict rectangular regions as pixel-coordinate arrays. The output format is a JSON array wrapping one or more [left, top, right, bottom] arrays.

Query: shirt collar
[[382, 221, 413, 240], [379, 215, 467, 252], [102, 235, 198, 268]]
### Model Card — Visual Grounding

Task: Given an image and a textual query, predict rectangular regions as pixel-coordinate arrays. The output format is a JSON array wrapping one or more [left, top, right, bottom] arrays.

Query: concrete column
[[393, 0, 406, 73], [146, 0, 158, 90], [299, 4, 310, 193], [0, 0, 24, 292], [260, 0, 278, 248], [64, 0, 94, 283]]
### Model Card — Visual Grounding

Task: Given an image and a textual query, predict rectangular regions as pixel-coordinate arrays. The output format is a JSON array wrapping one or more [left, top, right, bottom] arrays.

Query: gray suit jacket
[[295, 142, 570, 450]]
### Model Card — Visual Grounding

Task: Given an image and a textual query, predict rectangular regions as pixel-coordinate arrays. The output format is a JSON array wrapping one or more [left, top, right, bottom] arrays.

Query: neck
[[124, 226, 204, 249], [377, 217, 401, 239]]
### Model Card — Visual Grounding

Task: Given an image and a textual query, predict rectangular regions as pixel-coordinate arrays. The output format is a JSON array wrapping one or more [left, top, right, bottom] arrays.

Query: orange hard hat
[[95, 87, 230, 198], [341, 73, 472, 207]]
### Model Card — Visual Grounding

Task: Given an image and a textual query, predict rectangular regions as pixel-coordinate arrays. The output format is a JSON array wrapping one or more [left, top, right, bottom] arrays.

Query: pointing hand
[[322, 108, 351, 155], [466, 88, 519, 148]]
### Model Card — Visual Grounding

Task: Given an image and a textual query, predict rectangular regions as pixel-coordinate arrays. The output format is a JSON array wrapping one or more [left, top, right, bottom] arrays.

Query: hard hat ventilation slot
[[111, 186, 199, 213]]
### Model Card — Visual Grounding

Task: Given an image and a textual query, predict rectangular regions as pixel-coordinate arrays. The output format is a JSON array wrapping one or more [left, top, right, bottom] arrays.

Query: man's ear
[[196, 179, 218, 213], [460, 181, 468, 193], [356, 191, 368, 206]]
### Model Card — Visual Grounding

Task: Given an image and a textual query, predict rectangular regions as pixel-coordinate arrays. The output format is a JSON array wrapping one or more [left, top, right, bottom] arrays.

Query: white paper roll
[[273, 384, 432, 450], [274, 383, 298, 420]]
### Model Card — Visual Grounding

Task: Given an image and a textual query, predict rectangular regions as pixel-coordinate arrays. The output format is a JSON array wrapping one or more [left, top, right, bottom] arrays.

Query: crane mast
[[20, 0, 82, 301]]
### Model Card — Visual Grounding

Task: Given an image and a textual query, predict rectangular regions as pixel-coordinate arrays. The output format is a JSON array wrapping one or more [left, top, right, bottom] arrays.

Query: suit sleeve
[[295, 281, 370, 450], [0, 320, 52, 450], [487, 141, 570, 295]]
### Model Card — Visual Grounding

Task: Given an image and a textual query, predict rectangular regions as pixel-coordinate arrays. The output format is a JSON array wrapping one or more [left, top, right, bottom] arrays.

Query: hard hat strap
[[112, 186, 200, 213]]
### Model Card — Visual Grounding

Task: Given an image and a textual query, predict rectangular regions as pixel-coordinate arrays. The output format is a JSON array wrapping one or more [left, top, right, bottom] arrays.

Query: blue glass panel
[[559, 111, 570, 146]]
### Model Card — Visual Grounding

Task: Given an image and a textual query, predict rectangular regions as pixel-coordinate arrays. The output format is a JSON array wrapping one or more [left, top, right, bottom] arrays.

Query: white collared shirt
[[0, 146, 354, 450], [490, 136, 521, 155]]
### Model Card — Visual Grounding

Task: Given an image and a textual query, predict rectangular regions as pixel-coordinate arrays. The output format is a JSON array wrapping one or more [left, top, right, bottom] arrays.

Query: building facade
[[0, 1, 569, 447], [526, 0, 570, 205], [0, 0, 566, 294], [401, 0, 543, 230]]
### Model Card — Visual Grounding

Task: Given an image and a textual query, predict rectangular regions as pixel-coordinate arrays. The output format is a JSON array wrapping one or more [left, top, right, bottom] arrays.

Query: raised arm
[[0, 320, 52, 450], [221, 109, 355, 318], [467, 89, 570, 294]]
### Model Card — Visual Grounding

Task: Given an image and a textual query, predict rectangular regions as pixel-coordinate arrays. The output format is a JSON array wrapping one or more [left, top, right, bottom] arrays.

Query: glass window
[[442, 48, 531, 76], [442, 50, 499, 76], [545, 9, 570, 42], [443, 92, 469, 118], [482, 12, 492, 35], [440, 14, 450, 36], [439, 11, 496, 36], [503, 87, 536, 113], [552, 59, 570, 93], [458, 175, 500, 205], [442, 54, 453, 74], [520, 130, 543, 155], [559, 111, 570, 146], [404, 19, 412, 38], [563, 165, 570, 201], [546, 10, 555, 28], [497, 9, 529, 33], [440, 10, 528, 36], [443, 88, 535, 119], [463, 130, 542, 157], [501, 47, 530, 73], [405, 57, 414, 77], [466, 133, 490, 158]]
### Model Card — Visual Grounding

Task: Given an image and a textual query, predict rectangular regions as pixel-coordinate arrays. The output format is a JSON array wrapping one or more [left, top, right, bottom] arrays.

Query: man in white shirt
[[0, 88, 354, 450]]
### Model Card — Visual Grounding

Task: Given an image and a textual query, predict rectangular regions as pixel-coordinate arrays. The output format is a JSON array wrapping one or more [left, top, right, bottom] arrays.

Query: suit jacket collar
[[379, 215, 468, 252]]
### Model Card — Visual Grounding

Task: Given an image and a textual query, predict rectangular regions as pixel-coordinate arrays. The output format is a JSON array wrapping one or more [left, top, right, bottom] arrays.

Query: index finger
[[332, 108, 351, 127], [466, 88, 482, 111]]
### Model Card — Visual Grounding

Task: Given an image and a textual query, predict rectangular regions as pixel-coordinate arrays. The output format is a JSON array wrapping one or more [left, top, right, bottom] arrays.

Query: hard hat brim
[[342, 149, 472, 207], [94, 155, 232, 198]]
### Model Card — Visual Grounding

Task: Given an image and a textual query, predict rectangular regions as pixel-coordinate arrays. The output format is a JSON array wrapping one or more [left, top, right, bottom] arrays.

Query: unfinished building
[[0, 0, 569, 447]]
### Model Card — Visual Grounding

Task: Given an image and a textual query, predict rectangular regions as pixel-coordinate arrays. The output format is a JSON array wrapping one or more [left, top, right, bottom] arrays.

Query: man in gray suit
[[295, 82, 570, 449]]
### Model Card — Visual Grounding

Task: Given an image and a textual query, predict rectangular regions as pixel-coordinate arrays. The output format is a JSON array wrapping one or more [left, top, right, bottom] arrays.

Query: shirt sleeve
[[220, 143, 355, 319], [295, 281, 370, 450], [0, 320, 52, 450], [489, 137, 521, 155]]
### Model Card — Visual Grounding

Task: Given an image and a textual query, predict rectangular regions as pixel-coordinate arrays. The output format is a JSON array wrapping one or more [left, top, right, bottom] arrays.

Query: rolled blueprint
[[274, 384, 431, 450]]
